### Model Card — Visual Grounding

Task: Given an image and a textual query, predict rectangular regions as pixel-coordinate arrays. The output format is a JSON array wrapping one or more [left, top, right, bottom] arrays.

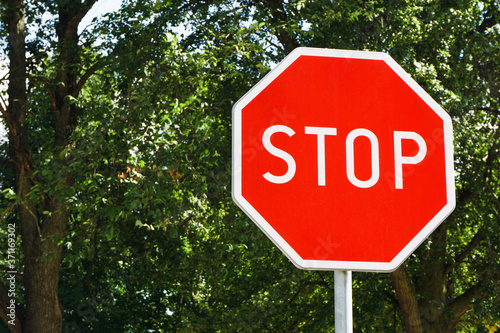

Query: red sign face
[[232, 48, 455, 272]]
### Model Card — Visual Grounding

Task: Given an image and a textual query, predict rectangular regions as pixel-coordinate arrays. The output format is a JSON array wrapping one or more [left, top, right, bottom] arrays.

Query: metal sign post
[[334, 270, 353, 332]]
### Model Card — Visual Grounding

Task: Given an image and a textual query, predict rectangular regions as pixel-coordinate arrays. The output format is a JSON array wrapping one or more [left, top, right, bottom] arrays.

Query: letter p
[[394, 131, 427, 189]]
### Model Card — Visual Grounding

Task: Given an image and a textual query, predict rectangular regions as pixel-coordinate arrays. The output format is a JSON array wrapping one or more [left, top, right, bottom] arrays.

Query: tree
[[0, 0, 107, 331], [1, 0, 498, 332]]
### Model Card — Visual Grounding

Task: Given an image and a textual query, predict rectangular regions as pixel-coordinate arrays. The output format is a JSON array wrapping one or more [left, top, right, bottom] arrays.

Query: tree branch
[[71, 62, 102, 97], [79, 0, 99, 22], [255, 0, 299, 54], [29, 77, 58, 113], [445, 228, 485, 275], [0, 70, 8, 116], [0, 95, 10, 126], [449, 281, 486, 327]]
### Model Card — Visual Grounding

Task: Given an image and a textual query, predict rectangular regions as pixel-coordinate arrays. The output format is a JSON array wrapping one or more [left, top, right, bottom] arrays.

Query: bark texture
[[391, 266, 423, 333], [391, 225, 487, 332], [5, 0, 65, 330], [2, 0, 96, 331]]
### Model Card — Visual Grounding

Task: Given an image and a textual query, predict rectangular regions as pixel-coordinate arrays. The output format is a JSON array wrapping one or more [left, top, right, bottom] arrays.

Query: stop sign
[[232, 48, 455, 272]]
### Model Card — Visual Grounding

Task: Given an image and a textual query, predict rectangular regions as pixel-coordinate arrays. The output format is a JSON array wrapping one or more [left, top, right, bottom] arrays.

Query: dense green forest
[[0, 0, 499, 332]]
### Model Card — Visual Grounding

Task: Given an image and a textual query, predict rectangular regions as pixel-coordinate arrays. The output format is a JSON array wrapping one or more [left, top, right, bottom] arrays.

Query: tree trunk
[[4, 0, 65, 331], [4, 0, 30, 330], [21, 209, 66, 333], [391, 223, 485, 333], [2, 0, 96, 331], [417, 225, 448, 333], [391, 265, 423, 333]]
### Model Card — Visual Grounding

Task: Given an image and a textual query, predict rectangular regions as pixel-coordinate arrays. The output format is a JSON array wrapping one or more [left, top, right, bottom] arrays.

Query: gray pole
[[334, 270, 353, 332]]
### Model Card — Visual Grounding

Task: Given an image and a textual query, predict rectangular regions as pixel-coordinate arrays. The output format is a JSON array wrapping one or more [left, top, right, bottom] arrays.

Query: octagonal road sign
[[232, 47, 455, 272]]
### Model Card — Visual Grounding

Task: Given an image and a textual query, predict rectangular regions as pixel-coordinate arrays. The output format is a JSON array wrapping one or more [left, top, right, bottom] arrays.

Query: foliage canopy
[[0, 0, 499, 332]]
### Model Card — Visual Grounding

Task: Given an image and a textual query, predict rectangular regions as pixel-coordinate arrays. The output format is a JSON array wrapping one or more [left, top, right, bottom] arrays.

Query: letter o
[[346, 129, 380, 188]]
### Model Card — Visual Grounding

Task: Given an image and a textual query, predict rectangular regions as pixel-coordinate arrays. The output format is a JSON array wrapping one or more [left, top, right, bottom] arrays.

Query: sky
[[0, 0, 123, 142], [79, 0, 123, 34]]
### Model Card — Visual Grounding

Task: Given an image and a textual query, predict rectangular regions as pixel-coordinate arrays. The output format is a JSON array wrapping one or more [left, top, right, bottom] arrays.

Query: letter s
[[262, 125, 296, 184]]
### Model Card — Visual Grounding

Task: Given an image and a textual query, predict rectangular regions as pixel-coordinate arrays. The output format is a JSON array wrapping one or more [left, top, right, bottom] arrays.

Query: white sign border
[[232, 47, 455, 272]]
